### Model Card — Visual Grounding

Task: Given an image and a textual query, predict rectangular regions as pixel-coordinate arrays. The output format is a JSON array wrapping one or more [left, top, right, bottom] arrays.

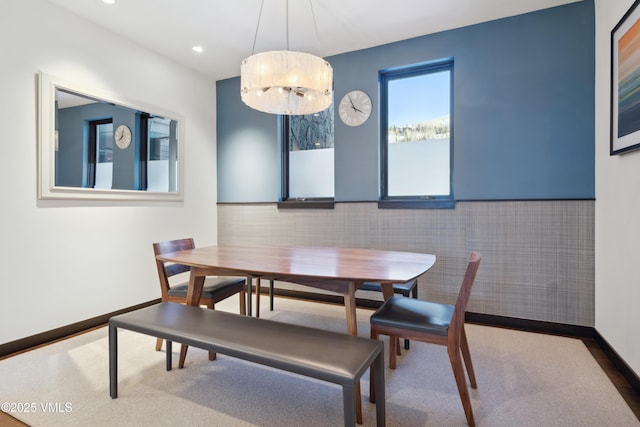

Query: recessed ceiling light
[[102, 0, 116, 4], [192, 46, 204, 53]]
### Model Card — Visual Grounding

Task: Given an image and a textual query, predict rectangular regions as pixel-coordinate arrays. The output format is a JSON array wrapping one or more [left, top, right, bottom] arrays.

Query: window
[[380, 59, 454, 208], [280, 104, 335, 208]]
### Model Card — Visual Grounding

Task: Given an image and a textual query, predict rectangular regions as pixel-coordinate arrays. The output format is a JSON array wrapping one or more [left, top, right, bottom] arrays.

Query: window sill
[[278, 199, 335, 209], [378, 198, 455, 209]]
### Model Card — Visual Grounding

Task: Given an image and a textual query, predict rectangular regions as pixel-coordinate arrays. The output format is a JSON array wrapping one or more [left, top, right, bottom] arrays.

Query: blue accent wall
[[216, 78, 280, 202], [217, 1, 594, 202]]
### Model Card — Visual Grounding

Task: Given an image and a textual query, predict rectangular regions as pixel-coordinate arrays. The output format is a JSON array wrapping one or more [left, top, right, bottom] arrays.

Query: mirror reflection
[[55, 89, 179, 193]]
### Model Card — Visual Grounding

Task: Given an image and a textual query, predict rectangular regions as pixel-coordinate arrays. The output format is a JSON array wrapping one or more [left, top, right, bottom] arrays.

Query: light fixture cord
[[252, 0, 320, 54], [251, 0, 265, 55], [286, 0, 290, 50], [310, 0, 321, 54]]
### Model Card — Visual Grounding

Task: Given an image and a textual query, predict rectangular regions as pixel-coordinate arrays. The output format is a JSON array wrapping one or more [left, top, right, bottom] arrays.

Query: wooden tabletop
[[156, 244, 436, 285]]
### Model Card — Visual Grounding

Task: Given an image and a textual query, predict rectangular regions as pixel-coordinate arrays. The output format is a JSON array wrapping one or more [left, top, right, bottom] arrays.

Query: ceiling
[[45, 0, 580, 81]]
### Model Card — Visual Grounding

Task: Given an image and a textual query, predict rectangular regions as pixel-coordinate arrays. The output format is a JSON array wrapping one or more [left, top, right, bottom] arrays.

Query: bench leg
[[373, 351, 386, 426], [166, 340, 172, 371], [343, 383, 357, 427], [109, 324, 118, 399]]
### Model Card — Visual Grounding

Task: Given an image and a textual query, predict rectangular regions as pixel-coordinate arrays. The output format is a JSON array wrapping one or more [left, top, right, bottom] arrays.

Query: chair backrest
[[450, 251, 481, 337], [153, 238, 195, 297]]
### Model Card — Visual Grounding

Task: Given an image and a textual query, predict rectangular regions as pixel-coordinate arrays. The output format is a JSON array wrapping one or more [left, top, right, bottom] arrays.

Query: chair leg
[[405, 286, 418, 350], [239, 289, 247, 316], [448, 347, 476, 427], [460, 325, 477, 388], [389, 333, 397, 369], [156, 297, 168, 352], [255, 278, 261, 318], [269, 280, 274, 311], [178, 344, 188, 369]]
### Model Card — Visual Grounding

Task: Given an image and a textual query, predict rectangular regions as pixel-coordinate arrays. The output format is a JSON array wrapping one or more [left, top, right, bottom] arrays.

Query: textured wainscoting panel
[[217, 201, 594, 326]]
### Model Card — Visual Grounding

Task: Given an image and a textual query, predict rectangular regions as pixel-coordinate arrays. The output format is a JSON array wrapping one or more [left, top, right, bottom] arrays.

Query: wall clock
[[338, 90, 372, 127], [114, 124, 132, 149]]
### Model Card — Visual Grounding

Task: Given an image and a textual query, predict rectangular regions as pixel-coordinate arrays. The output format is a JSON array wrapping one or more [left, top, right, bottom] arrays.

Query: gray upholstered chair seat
[[369, 295, 453, 336], [167, 277, 245, 299], [360, 279, 417, 295], [361, 278, 418, 350]]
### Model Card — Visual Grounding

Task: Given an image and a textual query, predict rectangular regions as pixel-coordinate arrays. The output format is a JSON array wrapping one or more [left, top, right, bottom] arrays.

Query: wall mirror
[[38, 72, 184, 201]]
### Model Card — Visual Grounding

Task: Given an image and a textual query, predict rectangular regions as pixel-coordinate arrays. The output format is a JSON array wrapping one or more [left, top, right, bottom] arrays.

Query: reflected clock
[[114, 124, 132, 149]]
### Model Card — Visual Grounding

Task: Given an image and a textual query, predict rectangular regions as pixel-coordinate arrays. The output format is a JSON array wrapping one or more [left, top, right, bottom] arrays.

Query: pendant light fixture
[[240, 0, 333, 115]]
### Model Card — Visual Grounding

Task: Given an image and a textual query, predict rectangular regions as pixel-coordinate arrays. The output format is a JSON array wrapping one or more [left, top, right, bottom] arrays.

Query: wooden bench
[[109, 302, 385, 426]]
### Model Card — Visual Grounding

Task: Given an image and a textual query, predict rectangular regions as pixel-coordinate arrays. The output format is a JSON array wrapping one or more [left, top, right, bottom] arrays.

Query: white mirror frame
[[38, 72, 185, 202]]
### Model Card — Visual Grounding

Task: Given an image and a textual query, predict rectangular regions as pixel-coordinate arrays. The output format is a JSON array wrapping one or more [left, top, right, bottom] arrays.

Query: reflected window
[[88, 119, 113, 189], [147, 116, 177, 192]]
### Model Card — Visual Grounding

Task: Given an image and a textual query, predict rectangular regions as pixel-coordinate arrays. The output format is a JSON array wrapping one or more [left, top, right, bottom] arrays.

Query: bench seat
[[109, 302, 385, 426]]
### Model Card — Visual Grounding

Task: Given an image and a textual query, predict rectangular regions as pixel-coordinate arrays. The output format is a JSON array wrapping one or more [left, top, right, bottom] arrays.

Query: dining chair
[[153, 238, 246, 366], [369, 251, 481, 427], [359, 279, 418, 350]]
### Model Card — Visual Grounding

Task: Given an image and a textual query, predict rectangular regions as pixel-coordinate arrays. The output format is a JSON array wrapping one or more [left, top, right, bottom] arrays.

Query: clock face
[[114, 124, 132, 149], [338, 90, 372, 127]]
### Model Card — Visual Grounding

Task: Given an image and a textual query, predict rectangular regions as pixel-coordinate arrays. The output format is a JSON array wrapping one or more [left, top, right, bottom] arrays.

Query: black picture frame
[[611, 0, 640, 155]]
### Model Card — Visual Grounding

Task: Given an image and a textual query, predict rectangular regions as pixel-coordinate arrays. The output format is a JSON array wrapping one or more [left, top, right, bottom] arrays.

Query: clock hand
[[348, 95, 357, 111]]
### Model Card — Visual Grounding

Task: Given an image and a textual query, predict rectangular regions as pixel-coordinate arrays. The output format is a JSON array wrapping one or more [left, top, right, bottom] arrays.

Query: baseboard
[[592, 330, 640, 394], [464, 311, 596, 338], [0, 299, 161, 359]]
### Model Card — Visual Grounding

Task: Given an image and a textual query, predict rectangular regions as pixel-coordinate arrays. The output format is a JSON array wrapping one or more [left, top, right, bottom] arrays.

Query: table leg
[[380, 283, 394, 301], [344, 282, 358, 336], [185, 269, 205, 306], [180, 269, 205, 368], [380, 283, 401, 360]]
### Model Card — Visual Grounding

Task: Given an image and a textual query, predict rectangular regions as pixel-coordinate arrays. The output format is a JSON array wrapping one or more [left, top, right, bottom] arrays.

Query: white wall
[[0, 0, 218, 344], [595, 0, 640, 377]]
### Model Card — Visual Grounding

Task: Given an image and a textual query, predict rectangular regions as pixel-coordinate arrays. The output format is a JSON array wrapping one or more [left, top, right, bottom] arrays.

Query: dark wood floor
[[0, 413, 28, 427], [583, 337, 640, 420]]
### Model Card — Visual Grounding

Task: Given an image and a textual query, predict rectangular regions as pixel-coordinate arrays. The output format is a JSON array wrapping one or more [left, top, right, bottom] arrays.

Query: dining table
[[156, 244, 436, 334], [155, 244, 436, 424]]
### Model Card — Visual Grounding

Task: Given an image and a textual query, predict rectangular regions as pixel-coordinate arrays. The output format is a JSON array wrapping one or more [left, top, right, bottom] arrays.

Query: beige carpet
[[1, 297, 638, 427]]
